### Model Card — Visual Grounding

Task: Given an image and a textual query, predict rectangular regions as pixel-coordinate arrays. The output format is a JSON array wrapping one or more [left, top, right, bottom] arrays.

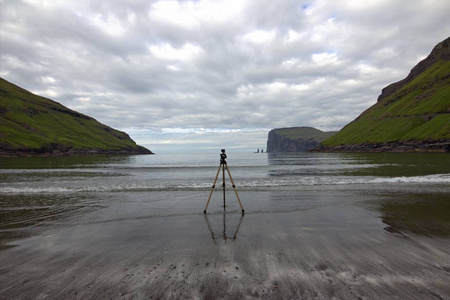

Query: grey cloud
[[1, 0, 449, 152]]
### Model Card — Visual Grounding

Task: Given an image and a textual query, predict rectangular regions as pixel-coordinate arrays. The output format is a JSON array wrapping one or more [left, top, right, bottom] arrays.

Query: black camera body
[[220, 149, 227, 164]]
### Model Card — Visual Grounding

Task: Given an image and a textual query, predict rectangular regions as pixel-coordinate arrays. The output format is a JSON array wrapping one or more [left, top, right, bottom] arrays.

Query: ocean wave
[[1, 174, 449, 194], [244, 174, 450, 187], [0, 183, 212, 194]]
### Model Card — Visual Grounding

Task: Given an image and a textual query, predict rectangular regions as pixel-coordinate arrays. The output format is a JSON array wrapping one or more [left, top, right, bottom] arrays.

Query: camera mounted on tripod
[[220, 149, 227, 164]]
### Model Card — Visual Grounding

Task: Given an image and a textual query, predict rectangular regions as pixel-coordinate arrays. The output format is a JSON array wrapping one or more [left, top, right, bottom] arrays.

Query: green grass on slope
[[0, 78, 144, 152], [361, 60, 450, 119], [0, 117, 45, 148], [401, 114, 450, 140], [322, 117, 425, 145]]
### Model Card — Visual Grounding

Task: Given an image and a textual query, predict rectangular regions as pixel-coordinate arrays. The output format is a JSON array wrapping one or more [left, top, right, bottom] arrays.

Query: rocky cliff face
[[377, 37, 450, 102], [267, 127, 337, 152], [266, 130, 318, 152]]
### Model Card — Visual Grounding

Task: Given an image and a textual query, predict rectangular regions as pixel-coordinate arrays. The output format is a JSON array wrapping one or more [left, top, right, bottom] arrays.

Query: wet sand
[[1, 190, 450, 299]]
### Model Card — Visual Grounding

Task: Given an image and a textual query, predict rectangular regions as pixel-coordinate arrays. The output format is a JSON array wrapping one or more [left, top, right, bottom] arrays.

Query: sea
[[1, 151, 449, 245]]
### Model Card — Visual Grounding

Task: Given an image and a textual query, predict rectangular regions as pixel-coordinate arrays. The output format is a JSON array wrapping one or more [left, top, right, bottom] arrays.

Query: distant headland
[[266, 127, 336, 152]]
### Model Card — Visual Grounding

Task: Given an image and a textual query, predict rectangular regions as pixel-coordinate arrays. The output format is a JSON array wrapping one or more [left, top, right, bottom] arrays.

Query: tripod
[[204, 149, 245, 214]]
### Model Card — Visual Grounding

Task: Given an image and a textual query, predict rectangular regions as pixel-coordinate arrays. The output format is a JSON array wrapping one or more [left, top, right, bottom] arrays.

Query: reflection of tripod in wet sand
[[204, 149, 245, 214], [204, 212, 245, 244]]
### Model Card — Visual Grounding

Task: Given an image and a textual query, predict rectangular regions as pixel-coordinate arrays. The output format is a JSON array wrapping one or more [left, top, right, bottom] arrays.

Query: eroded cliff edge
[[267, 127, 337, 152]]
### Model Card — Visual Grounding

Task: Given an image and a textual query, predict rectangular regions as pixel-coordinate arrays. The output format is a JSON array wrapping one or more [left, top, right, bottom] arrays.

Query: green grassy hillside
[[0, 78, 152, 155], [322, 37, 450, 151]]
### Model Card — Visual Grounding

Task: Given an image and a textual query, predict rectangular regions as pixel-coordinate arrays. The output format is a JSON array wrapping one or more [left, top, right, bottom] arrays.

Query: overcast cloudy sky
[[1, 0, 449, 153]]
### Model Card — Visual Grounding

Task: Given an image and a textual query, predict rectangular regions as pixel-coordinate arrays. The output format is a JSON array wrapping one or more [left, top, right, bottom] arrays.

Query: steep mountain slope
[[0, 78, 152, 156], [320, 37, 450, 152], [267, 127, 337, 152]]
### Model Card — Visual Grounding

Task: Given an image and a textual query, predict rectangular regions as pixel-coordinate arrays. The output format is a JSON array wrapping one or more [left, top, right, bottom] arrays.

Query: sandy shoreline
[[1, 198, 450, 299]]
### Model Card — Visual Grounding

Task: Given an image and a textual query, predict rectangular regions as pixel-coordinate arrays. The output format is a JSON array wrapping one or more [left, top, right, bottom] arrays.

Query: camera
[[220, 149, 227, 163]]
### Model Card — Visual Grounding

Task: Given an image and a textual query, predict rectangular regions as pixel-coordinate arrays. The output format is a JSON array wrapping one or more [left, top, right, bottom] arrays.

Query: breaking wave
[[1, 174, 449, 194]]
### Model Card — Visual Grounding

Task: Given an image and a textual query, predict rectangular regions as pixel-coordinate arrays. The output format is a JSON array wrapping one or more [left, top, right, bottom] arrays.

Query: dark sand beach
[[1, 153, 450, 299], [1, 189, 450, 299]]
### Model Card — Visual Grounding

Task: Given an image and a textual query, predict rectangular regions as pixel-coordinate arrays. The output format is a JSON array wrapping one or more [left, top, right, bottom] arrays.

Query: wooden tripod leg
[[225, 165, 245, 214], [222, 163, 226, 208], [204, 164, 222, 213]]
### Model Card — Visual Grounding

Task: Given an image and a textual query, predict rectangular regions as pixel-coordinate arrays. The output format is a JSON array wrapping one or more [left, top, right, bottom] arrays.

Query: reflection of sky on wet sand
[[377, 192, 450, 238], [0, 193, 103, 250], [2, 188, 450, 251]]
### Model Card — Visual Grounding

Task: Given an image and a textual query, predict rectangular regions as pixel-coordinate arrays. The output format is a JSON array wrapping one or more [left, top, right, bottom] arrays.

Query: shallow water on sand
[[1, 152, 450, 299]]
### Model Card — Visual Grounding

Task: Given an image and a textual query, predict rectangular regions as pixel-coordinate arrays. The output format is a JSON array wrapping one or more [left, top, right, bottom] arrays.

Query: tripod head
[[220, 149, 227, 164]]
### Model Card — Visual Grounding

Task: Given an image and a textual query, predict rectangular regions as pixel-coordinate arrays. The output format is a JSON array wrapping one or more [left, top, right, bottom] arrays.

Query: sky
[[1, 0, 449, 153]]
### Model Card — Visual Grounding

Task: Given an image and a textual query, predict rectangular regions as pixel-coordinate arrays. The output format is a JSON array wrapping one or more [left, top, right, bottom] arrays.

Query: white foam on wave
[[0, 187, 75, 194], [241, 174, 450, 187], [0, 182, 212, 194], [1, 174, 448, 194], [368, 174, 450, 184]]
